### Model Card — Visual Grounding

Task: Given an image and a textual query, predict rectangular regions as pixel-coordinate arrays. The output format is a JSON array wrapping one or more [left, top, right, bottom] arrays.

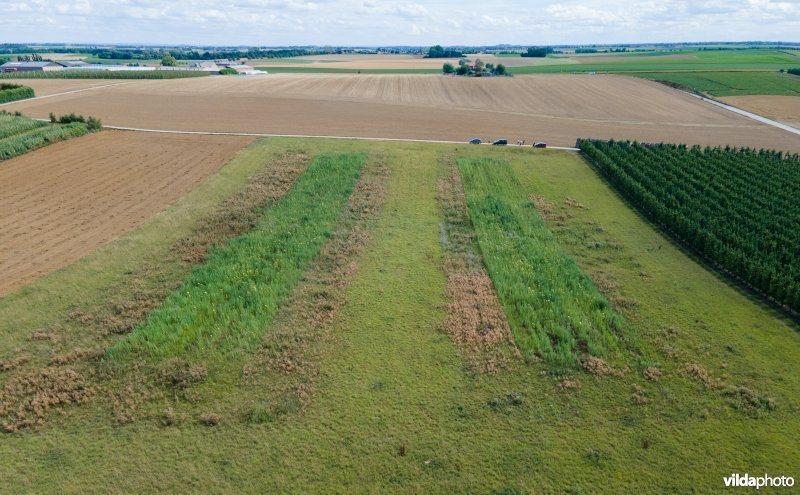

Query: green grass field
[[509, 49, 800, 74], [0, 139, 797, 493], [635, 70, 800, 96]]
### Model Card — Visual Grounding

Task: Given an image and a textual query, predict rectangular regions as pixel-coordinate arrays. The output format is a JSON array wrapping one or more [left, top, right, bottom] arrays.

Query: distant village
[[0, 58, 265, 75]]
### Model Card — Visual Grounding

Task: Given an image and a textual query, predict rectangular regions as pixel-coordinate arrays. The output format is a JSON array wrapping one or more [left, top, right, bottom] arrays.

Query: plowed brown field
[[0, 131, 252, 296], [8, 74, 799, 151], [720, 95, 800, 129]]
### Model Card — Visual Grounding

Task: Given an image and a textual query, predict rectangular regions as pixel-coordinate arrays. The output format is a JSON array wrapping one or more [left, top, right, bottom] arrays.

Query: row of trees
[[443, 59, 507, 76], [15, 54, 45, 62], [579, 139, 800, 313], [425, 45, 465, 58], [91, 48, 328, 61], [522, 47, 555, 58], [789, 68, 800, 76]]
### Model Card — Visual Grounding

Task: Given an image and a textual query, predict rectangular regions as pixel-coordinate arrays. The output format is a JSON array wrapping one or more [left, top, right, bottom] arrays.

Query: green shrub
[[0, 84, 35, 104]]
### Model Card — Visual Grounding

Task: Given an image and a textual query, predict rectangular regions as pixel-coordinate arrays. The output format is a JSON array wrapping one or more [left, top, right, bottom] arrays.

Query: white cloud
[[0, 0, 798, 45]]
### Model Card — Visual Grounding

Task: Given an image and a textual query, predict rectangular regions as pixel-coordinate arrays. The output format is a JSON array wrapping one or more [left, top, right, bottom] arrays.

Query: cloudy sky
[[3, 0, 799, 46]]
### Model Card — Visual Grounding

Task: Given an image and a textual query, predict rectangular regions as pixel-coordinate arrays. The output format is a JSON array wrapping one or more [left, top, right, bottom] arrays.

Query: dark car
[[492, 139, 508, 146], [469, 138, 482, 144], [533, 142, 547, 148]]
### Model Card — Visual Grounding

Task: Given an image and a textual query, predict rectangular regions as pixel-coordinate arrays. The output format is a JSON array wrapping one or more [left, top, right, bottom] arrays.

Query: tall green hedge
[[0, 84, 35, 104]]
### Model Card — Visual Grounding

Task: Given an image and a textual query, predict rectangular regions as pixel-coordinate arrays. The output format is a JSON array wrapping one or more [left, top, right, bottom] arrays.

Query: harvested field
[[251, 53, 461, 69], [0, 79, 128, 98], [719, 95, 800, 128], [0, 131, 252, 296], [6, 74, 800, 151]]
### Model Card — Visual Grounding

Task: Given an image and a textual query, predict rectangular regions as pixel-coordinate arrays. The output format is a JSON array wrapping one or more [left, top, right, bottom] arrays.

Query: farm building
[[188, 61, 221, 73], [57, 60, 89, 68], [0, 61, 63, 72], [227, 64, 263, 75]]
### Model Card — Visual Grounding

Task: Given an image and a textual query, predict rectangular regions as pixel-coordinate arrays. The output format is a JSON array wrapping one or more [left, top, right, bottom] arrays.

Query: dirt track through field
[[7, 74, 800, 152], [0, 131, 252, 296]]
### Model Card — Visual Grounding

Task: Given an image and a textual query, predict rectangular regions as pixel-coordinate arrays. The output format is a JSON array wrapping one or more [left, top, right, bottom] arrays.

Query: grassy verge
[[109, 152, 365, 360], [458, 157, 627, 366]]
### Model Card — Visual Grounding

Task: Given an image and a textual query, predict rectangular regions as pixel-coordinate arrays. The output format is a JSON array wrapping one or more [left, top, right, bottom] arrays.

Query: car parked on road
[[492, 139, 508, 146], [533, 142, 547, 148], [469, 138, 482, 144]]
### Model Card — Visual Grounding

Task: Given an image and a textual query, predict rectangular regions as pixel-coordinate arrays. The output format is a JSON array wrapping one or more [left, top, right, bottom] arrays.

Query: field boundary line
[[99, 125, 582, 151], [0, 81, 135, 107], [680, 90, 800, 137]]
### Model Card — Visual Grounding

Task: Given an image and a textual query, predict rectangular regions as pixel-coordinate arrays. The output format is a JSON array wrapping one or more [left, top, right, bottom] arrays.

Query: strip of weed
[[109, 153, 365, 360], [436, 153, 517, 373], [0, 147, 310, 430], [457, 157, 626, 367], [237, 152, 390, 422]]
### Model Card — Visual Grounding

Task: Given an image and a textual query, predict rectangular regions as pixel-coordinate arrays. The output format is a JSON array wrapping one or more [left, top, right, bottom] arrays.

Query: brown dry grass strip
[[240, 153, 390, 417], [437, 155, 518, 373]]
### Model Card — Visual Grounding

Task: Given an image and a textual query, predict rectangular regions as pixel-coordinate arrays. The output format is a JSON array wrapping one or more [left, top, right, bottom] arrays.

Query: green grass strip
[[109, 152, 365, 360], [458, 157, 625, 367]]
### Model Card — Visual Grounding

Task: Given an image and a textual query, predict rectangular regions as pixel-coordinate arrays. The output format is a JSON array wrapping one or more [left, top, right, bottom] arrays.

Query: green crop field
[[635, 70, 800, 96], [0, 70, 210, 80], [0, 112, 90, 160], [0, 138, 798, 493], [256, 66, 440, 74], [510, 49, 800, 74]]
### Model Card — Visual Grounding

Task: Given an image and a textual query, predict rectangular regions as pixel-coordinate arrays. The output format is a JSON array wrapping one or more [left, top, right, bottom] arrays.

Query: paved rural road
[[680, 90, 800, 137], [100, 125, 584, 151]]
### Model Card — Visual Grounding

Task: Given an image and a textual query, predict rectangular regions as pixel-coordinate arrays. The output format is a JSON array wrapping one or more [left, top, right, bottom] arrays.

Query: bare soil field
[[0, 131, 252, 296], [0, 79, 129, 98], [720, 95, 800, 128], [6, 74, 799, 151]]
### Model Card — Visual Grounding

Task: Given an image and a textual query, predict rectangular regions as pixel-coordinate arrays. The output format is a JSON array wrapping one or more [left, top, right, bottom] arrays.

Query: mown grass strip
[[458, 157, 626, 367], [109, 152, 365, 360]]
